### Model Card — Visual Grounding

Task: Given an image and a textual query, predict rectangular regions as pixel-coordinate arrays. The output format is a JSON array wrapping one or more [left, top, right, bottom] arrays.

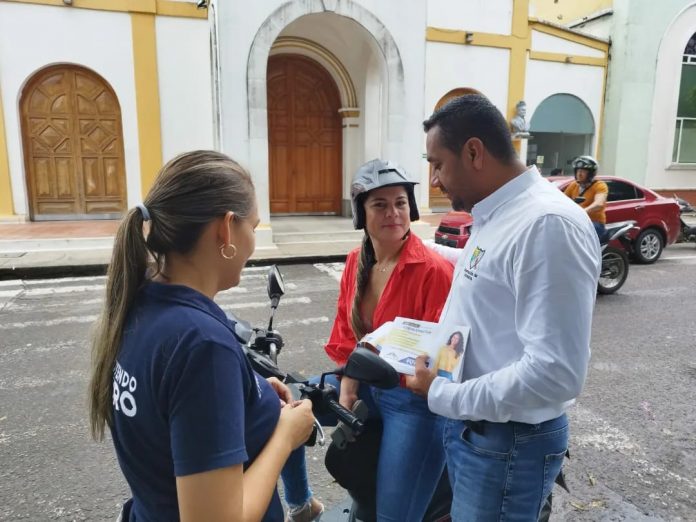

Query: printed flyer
[[359, 317, 470, 381]]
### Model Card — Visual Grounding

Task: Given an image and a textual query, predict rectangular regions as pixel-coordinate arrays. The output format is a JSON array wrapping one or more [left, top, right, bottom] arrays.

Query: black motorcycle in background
[[674, 195, 696, 244], [573, 195, 637, 295]]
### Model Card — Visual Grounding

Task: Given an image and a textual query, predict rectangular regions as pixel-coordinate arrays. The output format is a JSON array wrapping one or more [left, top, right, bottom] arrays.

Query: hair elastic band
[[136, 204, 151, 222]]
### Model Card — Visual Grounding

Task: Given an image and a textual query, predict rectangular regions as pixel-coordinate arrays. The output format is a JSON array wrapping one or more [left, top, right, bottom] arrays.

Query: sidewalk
[[0, 214, 443, 277]]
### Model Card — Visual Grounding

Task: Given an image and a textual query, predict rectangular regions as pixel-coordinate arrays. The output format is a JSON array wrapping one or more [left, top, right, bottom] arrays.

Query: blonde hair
[[88, 150, 255, 441]]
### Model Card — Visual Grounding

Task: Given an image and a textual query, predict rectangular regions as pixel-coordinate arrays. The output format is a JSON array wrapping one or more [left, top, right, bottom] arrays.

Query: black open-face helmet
[[350, 159, 419, 230], [572, 155, 599, 182]]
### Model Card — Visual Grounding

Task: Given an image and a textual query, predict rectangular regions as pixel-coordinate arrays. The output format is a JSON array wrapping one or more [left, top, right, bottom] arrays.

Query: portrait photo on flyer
[[358, 317, 470, 381]]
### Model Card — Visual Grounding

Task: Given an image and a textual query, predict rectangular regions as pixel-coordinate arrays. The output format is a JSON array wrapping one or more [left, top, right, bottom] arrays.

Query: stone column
[[339, 108, 361, 217]]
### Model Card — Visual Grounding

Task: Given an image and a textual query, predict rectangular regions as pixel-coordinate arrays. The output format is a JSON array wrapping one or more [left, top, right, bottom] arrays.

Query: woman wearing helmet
[[564, 156, 609, 240], [281, 159, 454, 521]]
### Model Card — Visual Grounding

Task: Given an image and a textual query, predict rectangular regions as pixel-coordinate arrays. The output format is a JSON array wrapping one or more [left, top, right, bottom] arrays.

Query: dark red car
[[434, 176, 681, 263], [434, 211, 473, 248]]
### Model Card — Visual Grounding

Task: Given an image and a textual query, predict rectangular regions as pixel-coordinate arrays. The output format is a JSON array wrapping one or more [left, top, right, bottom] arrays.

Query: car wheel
[[633, 228, 664, 264]]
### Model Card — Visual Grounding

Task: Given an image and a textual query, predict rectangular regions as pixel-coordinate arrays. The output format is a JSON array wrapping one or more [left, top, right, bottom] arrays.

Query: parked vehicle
[[242, 265, 453, 521], [673, 194, 696, 245], [433, 176, 681, 264], [246, 266, 567, 521], [434, 211, 473, 248], [549, 175, 680, 264], [597, 220, 638, 294]]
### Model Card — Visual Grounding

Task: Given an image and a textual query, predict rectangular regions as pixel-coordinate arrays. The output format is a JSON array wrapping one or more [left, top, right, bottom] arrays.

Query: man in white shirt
[[406, 94, 601, 521]]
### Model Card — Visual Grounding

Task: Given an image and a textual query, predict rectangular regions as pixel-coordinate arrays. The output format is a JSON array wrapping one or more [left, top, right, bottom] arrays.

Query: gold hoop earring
[[220, 243, 238, 260]]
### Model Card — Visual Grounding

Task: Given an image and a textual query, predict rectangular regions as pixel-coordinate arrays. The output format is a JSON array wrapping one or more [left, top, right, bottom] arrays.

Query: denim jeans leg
[[445, 419, 512, 521], [500, 415, 569, 521], [372, 387, 446, 521], [446, 415, 569, 522], [280, 446, 313, 508]]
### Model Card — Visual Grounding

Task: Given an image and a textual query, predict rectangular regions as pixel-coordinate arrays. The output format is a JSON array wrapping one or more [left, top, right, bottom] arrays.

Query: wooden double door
[[20, 65, 127, 220], [267, 54, 342, 214]]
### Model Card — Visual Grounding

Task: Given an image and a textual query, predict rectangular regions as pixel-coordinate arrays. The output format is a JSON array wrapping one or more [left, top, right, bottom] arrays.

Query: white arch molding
[[246, 0, 406, 230], [646, 2, 696, 190], [270, 36, 358, 110]]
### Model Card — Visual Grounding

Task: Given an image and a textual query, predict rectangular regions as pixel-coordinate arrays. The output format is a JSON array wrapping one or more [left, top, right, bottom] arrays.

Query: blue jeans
[[281, 375, 446, 521], [593, 221, 607, 243], [445, 414, 569, 522]]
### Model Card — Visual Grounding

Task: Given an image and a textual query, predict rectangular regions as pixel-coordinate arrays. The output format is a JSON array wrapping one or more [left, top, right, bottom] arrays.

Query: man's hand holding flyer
[[359, 317, 470, 381]]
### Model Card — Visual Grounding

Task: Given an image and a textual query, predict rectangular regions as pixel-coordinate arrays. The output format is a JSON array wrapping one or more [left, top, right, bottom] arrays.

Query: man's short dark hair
[[423, 94, 517, 164]]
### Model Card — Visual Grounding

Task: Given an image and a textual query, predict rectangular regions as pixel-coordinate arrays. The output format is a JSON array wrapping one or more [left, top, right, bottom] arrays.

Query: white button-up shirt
[[428, 167, 601, 424]]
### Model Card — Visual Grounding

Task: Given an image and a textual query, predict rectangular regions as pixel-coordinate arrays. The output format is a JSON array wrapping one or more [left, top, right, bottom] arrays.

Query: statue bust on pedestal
[[510, 100, 530, 139]]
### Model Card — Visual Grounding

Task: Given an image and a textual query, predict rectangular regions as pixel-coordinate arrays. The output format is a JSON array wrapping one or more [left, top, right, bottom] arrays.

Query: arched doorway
[[529, 93, 595, 176], [267, 54, 342, 214], [20, 64, 126, 220], [429, 88, 481, 209]]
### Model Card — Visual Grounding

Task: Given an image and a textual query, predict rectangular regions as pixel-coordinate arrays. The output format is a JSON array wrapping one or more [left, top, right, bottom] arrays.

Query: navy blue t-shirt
[[110, 282, 283, 521]]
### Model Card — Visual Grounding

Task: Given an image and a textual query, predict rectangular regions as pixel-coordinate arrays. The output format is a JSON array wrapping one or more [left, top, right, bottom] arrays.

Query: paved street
[[1, 245, 696, 521]]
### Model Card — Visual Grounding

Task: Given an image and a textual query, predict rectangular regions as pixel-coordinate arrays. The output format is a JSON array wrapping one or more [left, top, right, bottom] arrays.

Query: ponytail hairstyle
[[88, 150, 255, 441], [350, 233, 376, 340]]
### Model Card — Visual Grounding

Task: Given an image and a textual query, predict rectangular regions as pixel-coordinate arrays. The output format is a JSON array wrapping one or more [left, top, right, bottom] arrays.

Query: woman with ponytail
[[282, 159, 454, 521], [88, 150, 314, 522]]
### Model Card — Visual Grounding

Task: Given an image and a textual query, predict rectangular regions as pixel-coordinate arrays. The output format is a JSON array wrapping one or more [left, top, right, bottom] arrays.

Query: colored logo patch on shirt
[[469, 247, 486, 270]]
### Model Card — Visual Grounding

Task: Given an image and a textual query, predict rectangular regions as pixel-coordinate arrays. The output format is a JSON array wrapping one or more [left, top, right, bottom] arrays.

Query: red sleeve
[[418, 259, 453, 323], [324, 250, 359, 366]]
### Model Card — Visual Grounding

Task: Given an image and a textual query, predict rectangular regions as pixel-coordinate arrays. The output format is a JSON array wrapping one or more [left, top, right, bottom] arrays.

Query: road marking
[[573, 406, 696, 491], [0, 314, 99, 330], [219, 296, 311, 311], [275, 316, 329, 328], [24, 275, 107, 286], [0, 289, 22, 298], [0, 280, 22, 287], [313, 262, 345, 282], [0, 340, 80, 358], [661, 255, 696, 261]]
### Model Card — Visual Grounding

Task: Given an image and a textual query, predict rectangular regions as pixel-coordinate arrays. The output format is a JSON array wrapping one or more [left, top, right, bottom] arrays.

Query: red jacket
[[325, 233, 454, 366]]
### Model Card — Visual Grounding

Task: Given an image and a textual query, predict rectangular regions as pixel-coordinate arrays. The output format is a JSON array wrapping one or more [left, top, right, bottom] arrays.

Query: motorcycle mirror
[[343, 347, 400, 389], [267, 265, 285, 309], [574, 197, 586, 204]]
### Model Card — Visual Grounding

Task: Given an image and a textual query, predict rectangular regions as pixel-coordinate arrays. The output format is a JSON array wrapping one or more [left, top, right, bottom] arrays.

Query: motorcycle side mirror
[[341, 347, 400, 389], [574, 197, 586, 204], [267, 265, 285, 309]]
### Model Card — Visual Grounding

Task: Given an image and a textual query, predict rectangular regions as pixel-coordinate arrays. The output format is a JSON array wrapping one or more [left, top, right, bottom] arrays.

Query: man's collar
[[471, 166, 540, 224]]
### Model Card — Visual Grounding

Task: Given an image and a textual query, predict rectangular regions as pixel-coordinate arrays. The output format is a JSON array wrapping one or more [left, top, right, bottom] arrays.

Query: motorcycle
[[572, 196, 636, 295], [673, 194, 696, 244], [245, 266, 570, 522], [240, 265, 452, 521], [597, 221, 638, 295]]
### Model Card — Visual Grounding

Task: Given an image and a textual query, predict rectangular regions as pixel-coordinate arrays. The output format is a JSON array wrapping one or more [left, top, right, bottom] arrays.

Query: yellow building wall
[[530, 0, 613, 24]]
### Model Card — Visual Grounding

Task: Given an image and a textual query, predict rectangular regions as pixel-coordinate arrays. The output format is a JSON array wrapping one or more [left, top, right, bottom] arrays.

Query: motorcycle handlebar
[[326, 397, 364, 433]]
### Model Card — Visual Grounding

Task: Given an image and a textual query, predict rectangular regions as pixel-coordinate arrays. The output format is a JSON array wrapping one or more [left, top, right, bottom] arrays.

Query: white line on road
[[24, 275, 107, 286], [313, 262, 345, 282], [573, 406, 696, 491], [275, 316, 329, 328], [219, 296, 311, 312], [0, 280, 23, 287], [0, 314, 99, 330]]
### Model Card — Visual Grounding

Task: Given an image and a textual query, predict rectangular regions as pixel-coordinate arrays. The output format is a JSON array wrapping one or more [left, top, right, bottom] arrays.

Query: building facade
[[0, 0, 609, 249], [0, 0, 213, 222], [539, 0, 696, 202]]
